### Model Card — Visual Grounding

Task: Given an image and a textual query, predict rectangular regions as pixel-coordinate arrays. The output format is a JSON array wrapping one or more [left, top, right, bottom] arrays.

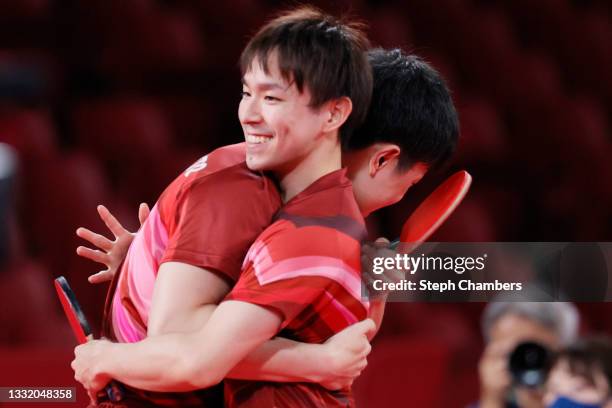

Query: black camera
[[509, 341, 552, 388]]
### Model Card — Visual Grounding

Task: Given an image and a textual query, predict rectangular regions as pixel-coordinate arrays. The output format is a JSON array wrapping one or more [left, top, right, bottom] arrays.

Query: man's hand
[[76, 203, 149, 284], [361, 237, 406, 300], [72, 340, 114, 401], [319, 319, 375, 390], [478, 339, 514, 408]]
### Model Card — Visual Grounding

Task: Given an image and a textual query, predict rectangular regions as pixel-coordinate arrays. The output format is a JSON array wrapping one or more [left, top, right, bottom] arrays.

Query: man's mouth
[[246, 134, 273, 144]]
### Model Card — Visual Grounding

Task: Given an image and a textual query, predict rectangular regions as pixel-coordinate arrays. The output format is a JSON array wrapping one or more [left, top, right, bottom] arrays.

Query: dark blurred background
[[0, 0, 610, 407]]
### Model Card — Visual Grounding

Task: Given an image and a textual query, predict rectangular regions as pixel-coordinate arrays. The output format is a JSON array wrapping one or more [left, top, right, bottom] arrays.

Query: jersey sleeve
[[160, 174, 276, 282]]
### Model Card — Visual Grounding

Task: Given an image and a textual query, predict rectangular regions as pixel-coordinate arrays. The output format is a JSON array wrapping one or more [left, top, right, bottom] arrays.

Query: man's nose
[[240, 97, 263, 124]]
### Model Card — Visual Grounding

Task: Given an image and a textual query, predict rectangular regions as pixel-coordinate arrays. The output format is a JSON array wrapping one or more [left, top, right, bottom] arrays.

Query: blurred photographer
[[544, 336, 612, 408], [476, 302, 580, 408]]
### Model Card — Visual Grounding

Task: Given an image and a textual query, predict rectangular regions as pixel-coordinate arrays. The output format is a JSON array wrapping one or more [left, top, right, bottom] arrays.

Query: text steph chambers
[[372, 279, 523, 293]]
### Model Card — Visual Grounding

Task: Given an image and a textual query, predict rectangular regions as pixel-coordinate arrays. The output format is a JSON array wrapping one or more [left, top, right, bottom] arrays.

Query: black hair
[[240, 6, 372, 143], [554, 336, 612, 390], [346, 48, 459, 170]]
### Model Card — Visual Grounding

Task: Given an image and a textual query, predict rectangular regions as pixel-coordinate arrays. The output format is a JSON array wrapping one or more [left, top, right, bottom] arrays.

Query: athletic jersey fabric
[[224, 168, 369, 408]]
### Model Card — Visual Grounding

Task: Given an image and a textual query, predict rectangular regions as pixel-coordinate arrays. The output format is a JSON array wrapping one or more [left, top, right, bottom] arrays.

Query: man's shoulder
[[162, 143, 279, 204], [250, 213, 364, 269]]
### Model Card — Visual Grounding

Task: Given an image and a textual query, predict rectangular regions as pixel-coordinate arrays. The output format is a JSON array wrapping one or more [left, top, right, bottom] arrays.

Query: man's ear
[[369, 144, 401, 177], [322, 97, 353, 133]]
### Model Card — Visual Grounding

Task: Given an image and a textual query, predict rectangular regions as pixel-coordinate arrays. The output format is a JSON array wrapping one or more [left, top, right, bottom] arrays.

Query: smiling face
[[238, 54, 329, 175]]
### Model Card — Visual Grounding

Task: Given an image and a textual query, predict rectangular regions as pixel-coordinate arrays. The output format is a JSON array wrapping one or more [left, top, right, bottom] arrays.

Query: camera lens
[[509, 342, 551, 388]]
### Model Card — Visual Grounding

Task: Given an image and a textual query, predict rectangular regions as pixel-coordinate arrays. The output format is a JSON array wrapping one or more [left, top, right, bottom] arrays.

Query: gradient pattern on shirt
[[225, 169, 368, 408]]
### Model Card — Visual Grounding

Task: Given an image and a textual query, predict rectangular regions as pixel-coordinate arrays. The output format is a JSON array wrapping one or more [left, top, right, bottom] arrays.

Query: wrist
[[96, 342, 118, 379], [308, 343, 333, 383]]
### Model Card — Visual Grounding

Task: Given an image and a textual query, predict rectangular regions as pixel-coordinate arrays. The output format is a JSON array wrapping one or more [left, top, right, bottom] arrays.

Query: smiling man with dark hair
[[74, 7, 375, 408], [71, 10, 460, 408]]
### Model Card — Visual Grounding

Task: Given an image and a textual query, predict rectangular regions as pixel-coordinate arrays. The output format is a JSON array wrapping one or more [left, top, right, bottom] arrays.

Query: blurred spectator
[[0, 0, 609, 403], [475, 302, 580, 408], [544, 337, 612, 408], [0, 143, 70, 346], [0, 143, 17, 265]]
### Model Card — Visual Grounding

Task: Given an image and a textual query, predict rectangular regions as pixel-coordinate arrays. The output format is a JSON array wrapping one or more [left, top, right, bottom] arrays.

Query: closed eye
[[264, 95, 282, 102]]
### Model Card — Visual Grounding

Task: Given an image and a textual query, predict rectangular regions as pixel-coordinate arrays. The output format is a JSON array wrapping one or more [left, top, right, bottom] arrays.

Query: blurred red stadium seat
[[158, 95, 220, 149], [369, 9, 413, 49], [456, 98, 508, 164], [429, 194, 499, 242], [21, 152, 110, 325], [377, 303, 480, 349], [354, 335, 451, 408], [445, 8, 519, 87], [574, 11, 612, 101], [116, 147, 202, 205], [0, 0, 51, 20], [405, 0, 472, 50], [0, 346, 89, 405], [72, 97, 173, 175], [418, 50, 460, 93], [0, 258, 72, 346], [0, 108, 58, 161], [99, 10, 206, 78], [501, 0, 572, 52], [190, 0, 270, 69], [550, 97, 610, 163], [482, 50, 563, 118]]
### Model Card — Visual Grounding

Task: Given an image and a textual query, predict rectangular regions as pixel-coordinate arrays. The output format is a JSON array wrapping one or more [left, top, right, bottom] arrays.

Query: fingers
[[138, 203, 150, 226], [353, 318, 376, 338], [88, 391, 98, 405], [357, 356, 369, 372], [374, 237, 390, 247], [76, 246, 111, 265], [342, 318, 375, 338], [485, 338, 516, 358], [76, 227, 114, 252], [97, 205, 129, 239], [87, 270, 114, 284], [362, 318, 376, 337]]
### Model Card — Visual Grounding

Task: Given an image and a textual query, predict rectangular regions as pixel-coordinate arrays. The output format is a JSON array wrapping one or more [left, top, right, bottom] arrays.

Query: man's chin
[[245, 156, 267, 171]]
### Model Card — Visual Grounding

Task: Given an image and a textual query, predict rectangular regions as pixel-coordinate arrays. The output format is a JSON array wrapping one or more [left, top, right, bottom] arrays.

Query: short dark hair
[[346, 48, 459, 170], [240, 6, 372, 142], [554, 336, 612, 390]]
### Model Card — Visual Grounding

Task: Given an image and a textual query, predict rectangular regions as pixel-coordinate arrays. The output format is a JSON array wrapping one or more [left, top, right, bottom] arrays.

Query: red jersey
[[102, 143, 282, 407], [225, 169, 369, 408]]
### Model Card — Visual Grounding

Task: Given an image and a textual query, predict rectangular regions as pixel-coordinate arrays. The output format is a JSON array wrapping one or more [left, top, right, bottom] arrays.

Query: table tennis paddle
[[54, 276, 124, 402], [390, 170, 472, 252]]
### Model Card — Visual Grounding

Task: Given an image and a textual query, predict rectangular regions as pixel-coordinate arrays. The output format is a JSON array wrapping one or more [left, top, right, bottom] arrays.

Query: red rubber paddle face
[[399, 170, 472, 251], [54, 276, 92, 344]]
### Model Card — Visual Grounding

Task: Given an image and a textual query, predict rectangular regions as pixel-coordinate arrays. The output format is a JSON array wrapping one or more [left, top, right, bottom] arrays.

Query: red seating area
[[0, 1, 611, 407], [0, 347, 89, 407]]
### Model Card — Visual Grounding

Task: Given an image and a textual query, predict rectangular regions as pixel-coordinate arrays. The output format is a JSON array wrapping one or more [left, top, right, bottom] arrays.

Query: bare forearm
[[100, 334, 217, 392], [155, 304, 330, 383], [227, 337, 327, 382], [98, 301, 280, 392], [148, 304, 216, 336]]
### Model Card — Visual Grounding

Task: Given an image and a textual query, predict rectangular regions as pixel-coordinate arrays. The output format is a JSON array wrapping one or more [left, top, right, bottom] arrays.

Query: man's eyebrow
[[241, 78, 289, 92]]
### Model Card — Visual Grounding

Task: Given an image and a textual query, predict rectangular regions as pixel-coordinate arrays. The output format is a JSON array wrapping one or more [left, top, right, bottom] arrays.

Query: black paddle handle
[[98, 381, 124, 403]]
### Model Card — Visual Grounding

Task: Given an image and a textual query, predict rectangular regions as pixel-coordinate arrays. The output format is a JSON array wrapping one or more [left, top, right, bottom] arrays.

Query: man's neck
[[278, 135, 342, 203]]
